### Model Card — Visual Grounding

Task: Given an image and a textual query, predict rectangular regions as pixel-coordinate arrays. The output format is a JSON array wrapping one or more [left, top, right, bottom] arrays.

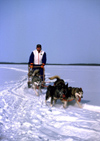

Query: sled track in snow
[[0, 75, 100, 141]]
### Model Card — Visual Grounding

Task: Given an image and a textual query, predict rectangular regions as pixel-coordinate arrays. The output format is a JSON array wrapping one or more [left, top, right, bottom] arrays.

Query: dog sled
[[27, 65, 82, 103]]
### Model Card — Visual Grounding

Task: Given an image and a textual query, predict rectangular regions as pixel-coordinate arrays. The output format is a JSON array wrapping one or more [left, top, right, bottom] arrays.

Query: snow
[[0, 64, 100, 141]]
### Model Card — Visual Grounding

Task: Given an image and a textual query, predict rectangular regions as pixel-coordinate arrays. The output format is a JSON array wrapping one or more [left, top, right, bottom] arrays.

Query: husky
[[45, 75, 68, 108], [31, 69, 42, 96], [61, 86, 83, 108]]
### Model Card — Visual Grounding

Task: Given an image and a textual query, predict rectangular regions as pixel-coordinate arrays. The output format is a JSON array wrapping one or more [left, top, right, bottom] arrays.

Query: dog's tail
[[32, 69, 39, 76], [49, 75, 60, 80]]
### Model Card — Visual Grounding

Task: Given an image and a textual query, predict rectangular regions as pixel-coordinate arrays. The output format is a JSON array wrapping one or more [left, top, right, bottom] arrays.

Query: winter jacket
[[29, 50, 47, 65]]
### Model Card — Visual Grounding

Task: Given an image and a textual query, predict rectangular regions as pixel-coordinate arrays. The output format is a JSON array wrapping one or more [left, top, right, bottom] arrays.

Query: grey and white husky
[[61, 86, 83, 108], [31, 69, 42, 96]]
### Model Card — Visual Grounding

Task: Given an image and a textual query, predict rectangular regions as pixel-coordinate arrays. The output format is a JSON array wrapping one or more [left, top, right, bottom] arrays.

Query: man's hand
[[30, 63, 33, 68], [41, 63, 45, 68]]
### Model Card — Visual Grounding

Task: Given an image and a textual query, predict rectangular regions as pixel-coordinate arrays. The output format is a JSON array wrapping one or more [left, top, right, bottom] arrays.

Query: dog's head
[[75, 88, 83, 99], [34, 81, 42, 86]]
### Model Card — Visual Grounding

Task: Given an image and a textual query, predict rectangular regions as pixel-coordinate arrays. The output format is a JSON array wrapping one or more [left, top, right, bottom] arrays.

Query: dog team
[[29, 69, 83, 109]]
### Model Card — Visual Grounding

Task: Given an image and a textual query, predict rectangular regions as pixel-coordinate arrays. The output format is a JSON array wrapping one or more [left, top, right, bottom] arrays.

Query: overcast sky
[[0, 0, 100, 64]]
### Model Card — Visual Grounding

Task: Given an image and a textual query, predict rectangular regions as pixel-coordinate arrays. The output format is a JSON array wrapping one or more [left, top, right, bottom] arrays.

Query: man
[[28, 44, 47, 83]]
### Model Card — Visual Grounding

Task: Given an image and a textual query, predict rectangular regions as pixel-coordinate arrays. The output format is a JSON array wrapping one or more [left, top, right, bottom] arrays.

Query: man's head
[[36, 44, 42, 53]]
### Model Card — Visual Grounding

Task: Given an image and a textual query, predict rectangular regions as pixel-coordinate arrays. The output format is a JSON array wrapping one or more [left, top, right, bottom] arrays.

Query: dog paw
[[45, 100, 47, 105], [80, 105, 83, 108], [78, 104, 83, 108], [63, 105, 66, 109], [50, 104, 53, 107], [36, 93, 39, 96]]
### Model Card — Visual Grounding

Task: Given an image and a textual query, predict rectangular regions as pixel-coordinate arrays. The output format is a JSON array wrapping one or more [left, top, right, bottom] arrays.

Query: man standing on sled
[[28, 44, 47, 86]]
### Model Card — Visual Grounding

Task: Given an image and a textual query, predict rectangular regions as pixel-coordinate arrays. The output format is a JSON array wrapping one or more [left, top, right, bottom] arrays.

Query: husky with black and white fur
[[61, 86, 83, 108], [31, 69, 42, 96], [45, 75, 68, 108]]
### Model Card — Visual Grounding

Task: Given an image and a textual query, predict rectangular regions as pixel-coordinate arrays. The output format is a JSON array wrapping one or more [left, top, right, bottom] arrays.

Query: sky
[[0, 0, 100, 64]]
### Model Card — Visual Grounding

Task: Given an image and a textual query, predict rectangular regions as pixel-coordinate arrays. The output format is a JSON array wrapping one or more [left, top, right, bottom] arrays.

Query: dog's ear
[[80, 88, 82, 91], [66, 83, 68, 87]]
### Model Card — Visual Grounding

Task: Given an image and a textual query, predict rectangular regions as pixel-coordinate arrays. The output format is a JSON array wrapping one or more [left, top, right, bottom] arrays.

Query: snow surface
[[0, 64, 100, 141]]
